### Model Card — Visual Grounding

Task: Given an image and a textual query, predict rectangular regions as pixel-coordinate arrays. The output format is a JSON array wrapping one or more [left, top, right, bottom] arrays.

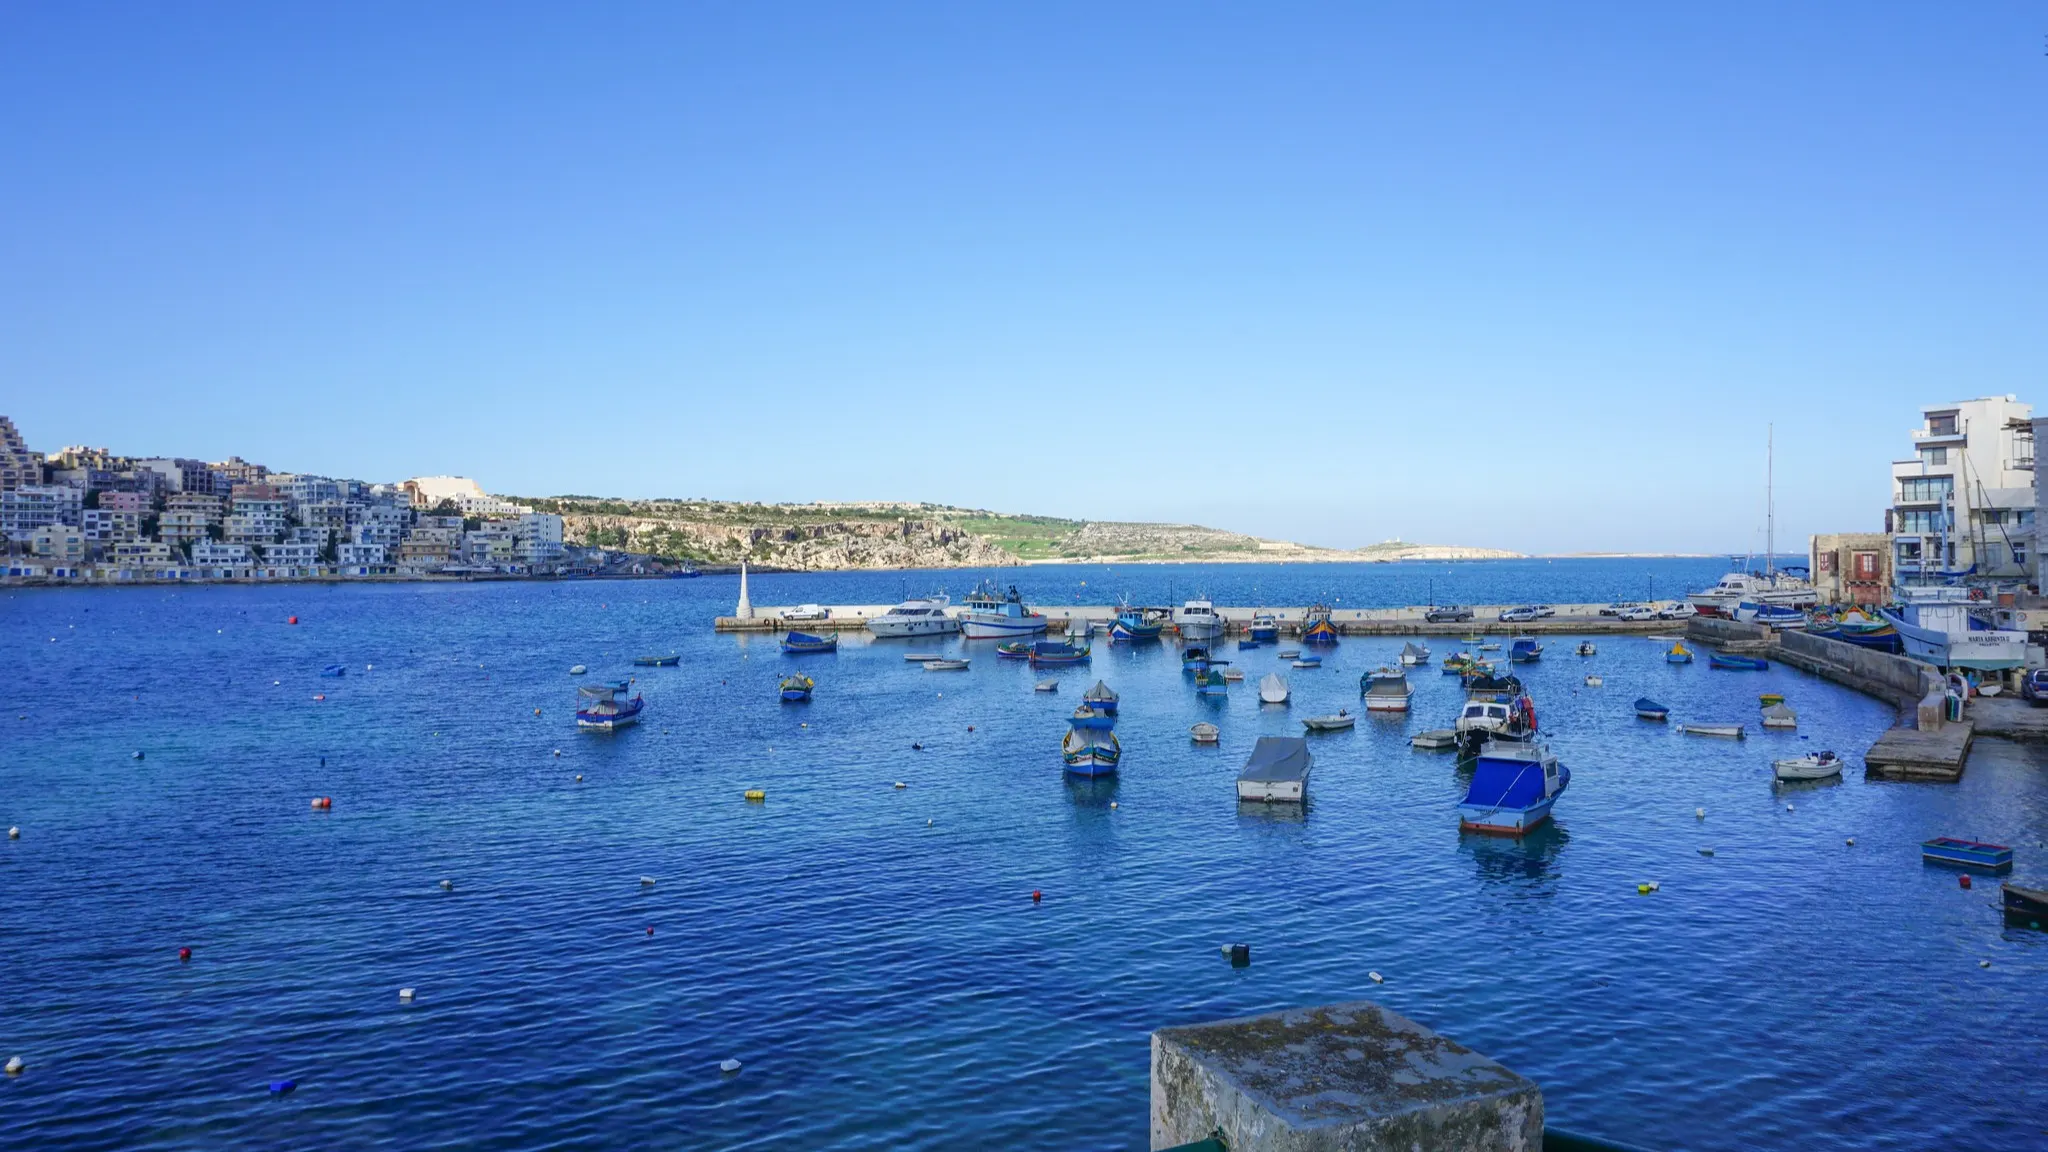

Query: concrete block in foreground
[[1151, 1001, 1541, 1151]]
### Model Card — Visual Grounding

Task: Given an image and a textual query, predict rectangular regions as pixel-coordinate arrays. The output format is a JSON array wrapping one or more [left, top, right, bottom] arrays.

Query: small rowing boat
[[1677, 723, 1744, 739]]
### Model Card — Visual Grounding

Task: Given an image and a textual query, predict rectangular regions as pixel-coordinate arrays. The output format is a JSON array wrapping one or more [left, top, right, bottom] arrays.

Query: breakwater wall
[[717, 602, 1680, 635], [1684, 617, 1941, 709]]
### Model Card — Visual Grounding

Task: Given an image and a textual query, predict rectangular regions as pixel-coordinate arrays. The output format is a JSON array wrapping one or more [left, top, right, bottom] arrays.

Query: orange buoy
[[288, 616, 299, 625], [1960, 874, 1972, 889], [1031, 890, 1042, 903], [178, 947, 192, 962], [313, 694, 325, 701]]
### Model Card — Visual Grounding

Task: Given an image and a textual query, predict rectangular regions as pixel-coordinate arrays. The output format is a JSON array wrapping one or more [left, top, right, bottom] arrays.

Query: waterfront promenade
[[715, 601, 1686, 635]]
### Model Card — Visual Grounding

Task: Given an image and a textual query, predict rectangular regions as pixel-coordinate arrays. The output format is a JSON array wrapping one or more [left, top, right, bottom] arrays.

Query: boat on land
[[1035, 678, 1058, 692], [1808, 609, 1902, 653], [868, 592, 958, 638], [1362, 667, 1414, 712], [1880, 586, 2029, 672], [1249, 613, 1281, 643], [1677, 723, 1744, 738], [1921, 837, 2013, 873], [1191, 722, 1220, 744], [959, 580, 1049, 640], [1173, 598, 1227, 642], [1068, 704, 1115, 730], [1061, 728, 1120, 777], [1509, 637, 1542, 663], [1292, 656, 1323, 669], [633, 654, 681, 667], [576, 685, 645, 731], [1634, 697, 1670, 721], [1110, 606, 1164, 642], [778, 674, 814, 702], [1399, 641, 1431, 666], [1303, 710, 1356, 732], [1300, 605, 1340, 646], [1761, 702, 1797, 729], [922, 658, 971, 671], [1028, 640, 1090, 667], [780, 632, 839, 654], [1083, 681, 1119, 714], [1195, 669, 1230, 696], [1459, 742, 1570, 835], [1259, 673, 1290, 704], [1709, 653, 1769, 671], [1237, 736, 1311, 803], [1773, 751, 1840, 781], [996, 641, 1033, 660], [1732, 601, 1806, 629], [1666, 642, 1694, 664], [1688, 569, 1821, 618], [1576, 642, 1597, 657]]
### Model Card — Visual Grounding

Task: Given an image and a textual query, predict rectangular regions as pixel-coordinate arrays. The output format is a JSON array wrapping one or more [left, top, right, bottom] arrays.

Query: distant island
[[513, 497, 1522, 571]]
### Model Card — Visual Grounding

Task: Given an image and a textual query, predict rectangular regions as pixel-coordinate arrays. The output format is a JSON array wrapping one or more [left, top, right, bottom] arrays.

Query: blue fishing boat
[[1082, 681, 1119, 715], [1061, 728, 1120, 777], [575, 684, 645, 731], [1732, 601, 1807, 629], [1249, 612, 1281, 643], [1300, 606, 1340, 646], [319, 664, 346, 677], [778, 674, 814, 702], [1666, 642, 1694, 664], [1508, 637, 1542, 663], [1068, 704, 1115, 730], [1921, 837, 2014, 873], [1237, 637, 1262, 651], [1182, 646, 1213, 673], [1029, 640, 1090, 667], [1634, 697, 1670, 721], [1195, 668, 1230, 695], [633, 654, 681, 667], [1458, 742, 1570, 835], [1109, 607, 1163, 642], [1708, 653, 1769, 671], [780, 632, 839, 654]]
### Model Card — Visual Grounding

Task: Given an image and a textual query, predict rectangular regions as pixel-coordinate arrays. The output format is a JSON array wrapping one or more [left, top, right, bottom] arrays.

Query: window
[[1894, 510, 1944, 534], [1929, 413, 1958, 436], [2016, 543, 2030, 570], [1853, 551, 1880, 579], [1897, 476, 1953, 504], [1896, 540, 1922, 561], [1922, 447, 1947, 465]]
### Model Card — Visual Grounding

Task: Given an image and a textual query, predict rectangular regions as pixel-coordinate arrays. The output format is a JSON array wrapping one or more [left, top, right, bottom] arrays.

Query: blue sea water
[[3, 560, 2046, 1151]]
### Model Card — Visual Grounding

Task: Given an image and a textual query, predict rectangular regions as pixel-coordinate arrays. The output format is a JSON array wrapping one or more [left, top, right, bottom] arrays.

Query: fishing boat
[[1462, 667, 1523, 696], [1258, 672, 1290, 704], [1455, 695, 1536, 758], [1291, 656, 1322, 669], [1061, 728, 1121, 777], [2003, 882, 2048, 920], [1361, 667, 1414, 712], [1082, 681, 1118, 715], [1773, 751, 1840, 781], [1302, 710, 1356, 732], [1034, 678, 1059, 692], [1816, 609, 1902, 653], [1182, 646, 1213, 673], [1921, 837, 2014, 873], [1399, 641, 1431, 666], [1300, 604, 1340, 646], [319, 663, 346, 677], [633, 654, 681, 667], [1666, 642, 1694, 664], [1236, 736, 1311, 803], [1458, 742, 1570, 835], [1237, 637, 1262, 651], [1634, 697, 1670, 721], [575, 685, 645, 731], [1173, 598, 1227, 642], [1028, 640, 1091, 667], [1195, 669, 1230, 696], [1110, 606, 1164, 642], [1709, 653, 1769, 671], [1879, 586, 2028, 672], [778, 674, 814, 702], [1677, 723, 1744, 738], [1441, 652, 1474, 676], [780, 632, 839, 655], [1761, 702, 1797, 729], [1576, 642, 1597, 657], [1731, 601, 1807, 629], [1508, 637, 1543, 663], [1460, 633, 1484, 645], [922, 658, 971, 671], [1249, 613, 1281, 643], [1190, 722, 1220, 744], [1068, 704, 1115, 731], [996, 641, 1034, 660], [1759, 692, 1784, 705], [959, 580, 1049, 640], [868, 592, 959, 638]]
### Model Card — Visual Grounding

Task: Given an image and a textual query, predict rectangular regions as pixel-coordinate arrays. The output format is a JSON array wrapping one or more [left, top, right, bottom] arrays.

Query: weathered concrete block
[[1917, 688, 1947, 732], [1150, 1001, 1542, 1151]]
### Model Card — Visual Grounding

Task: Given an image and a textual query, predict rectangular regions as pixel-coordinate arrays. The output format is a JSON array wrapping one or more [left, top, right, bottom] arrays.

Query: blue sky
[[2, 4, 2042, 554]]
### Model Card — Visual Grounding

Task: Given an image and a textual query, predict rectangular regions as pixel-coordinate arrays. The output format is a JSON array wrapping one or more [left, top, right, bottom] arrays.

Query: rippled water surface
[[4, 563, 2046, 1150]]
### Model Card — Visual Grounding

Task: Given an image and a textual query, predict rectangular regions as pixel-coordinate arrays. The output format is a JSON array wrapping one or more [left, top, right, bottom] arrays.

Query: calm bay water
[[3, 560, 2045, 1150]]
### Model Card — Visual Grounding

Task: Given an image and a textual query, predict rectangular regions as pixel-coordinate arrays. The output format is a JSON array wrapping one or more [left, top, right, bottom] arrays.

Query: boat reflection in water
[[1062, 773, 1120, 813], [1460, 822, 1571, 888]]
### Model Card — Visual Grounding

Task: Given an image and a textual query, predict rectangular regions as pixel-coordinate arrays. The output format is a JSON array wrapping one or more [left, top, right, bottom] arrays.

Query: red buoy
[[288, 616, 299, 625], [1031, 890, 1042, 903], [1960, 874, 1973, 889], [646, 926, 655, 936], [178, 947, 192, 962], [310, 796, 332, 810], [967, 725, 976, 732]]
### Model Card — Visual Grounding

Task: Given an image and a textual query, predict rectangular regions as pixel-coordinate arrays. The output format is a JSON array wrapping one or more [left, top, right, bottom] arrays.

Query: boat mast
[[1766, 424, 1775, 582]]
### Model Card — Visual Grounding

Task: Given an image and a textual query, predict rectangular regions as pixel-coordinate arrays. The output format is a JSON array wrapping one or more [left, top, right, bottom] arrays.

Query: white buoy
[[640, 876, 656, 887], [1698, 847, 1714, 857], [4, 1056, 22, 1075], [1845, 837, 1856, 846], [440, 880, 454, 891], [1219, 945, 1232, 955], [719, 1058, 743, 1074], [7, 827, 17, 839], [1645, 881, 1661, 892], [893, 782, 906, 789], [399, 987, 416, 1002], [553, 749, 562, 757], [1695, 807, 1705, 819], [926, 819, 934, 827], [1980, 960, 1992, 968], [1368, 971, 1385, 984], [274, 680, 281, 686], [1110, 801, 1119, 809], [367, 664, 373, 670], [1786, 803, 1795, 812], [575, 774, 584, 782]]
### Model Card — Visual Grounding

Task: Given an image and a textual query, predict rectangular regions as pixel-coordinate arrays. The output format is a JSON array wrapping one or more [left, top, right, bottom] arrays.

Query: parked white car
[[781, 604, 831, 621], [1618, 605, 1657, 622], [1656, 603, 1696, 620]]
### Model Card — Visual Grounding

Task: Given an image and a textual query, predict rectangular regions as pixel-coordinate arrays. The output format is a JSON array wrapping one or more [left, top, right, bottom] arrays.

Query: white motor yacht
[[867, 593, 959, 638]]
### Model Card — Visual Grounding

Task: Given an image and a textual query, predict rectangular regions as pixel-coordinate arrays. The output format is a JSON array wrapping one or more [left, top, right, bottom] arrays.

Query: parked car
[[1425, 605, 1474, 623], [1533, 604, 1556, 618], [1618, 605, 1657, 622], [1656, 603, 1696, 620], [1599, 601, 1643, 617], [781, 604, 831, 621], [2023, 668, 2048, 705], [1498, 606, 1540, 623]]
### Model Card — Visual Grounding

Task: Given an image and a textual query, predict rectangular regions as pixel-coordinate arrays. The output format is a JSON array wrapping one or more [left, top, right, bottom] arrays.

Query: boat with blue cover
[[1458, 742, 1570, 835], [575, 684, 645, 731], [1110, 606, 1163, 642], [1508, 637, 1542, 663], [1666, 641, 1694, 664], [1709, 653, 1769, 671], [1061, 728, 1120, 777], [1249, 612, 1281, 643], [1634, 697, 1670, 721], [780, 632, 839, 654], [1082, 681, 1118, 715], [1300, 605, 1340, 646], [1028, 640, 1091, 667], [779, 674, 814, 702], [1922, 837, 2013, 873], [1237, 637, 1261, 650]]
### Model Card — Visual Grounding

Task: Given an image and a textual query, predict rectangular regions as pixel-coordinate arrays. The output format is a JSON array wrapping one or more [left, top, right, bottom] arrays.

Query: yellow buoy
[[744, 789, 766, 801]]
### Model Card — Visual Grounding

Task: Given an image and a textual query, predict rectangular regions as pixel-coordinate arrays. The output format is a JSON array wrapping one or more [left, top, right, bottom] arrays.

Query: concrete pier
[[715, 602, 1680, 635], [1150, 1001, 1543, 1151], [1865, 723, 1974, 782]]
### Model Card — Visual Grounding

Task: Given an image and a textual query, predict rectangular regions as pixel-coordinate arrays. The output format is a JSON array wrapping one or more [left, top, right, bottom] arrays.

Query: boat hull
[[868, 617, 959, 637], [1249, 626, 1279, 643], [1110, 622, 1161, 641], [1773, 759, 1841, 781], [1921, 838, 2014, 872], [2004, 883, 2048, 919], [960, 617, 1048, 640], [1363, 695, 1411, 712], [780, 691, 811, 702], [1176, 621, 1225, 641], [1458, 795, 1559, 836], [1879, 609, 2028, 671], [1062, 756, 1118, 778]]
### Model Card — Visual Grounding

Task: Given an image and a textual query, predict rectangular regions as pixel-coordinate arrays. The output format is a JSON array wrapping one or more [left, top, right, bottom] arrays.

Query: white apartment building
[[338, 542, 387, 567], [0, 416, 40, 492], [514, 512, 565, 567], [1889, 396, 2035, 582], [260, 542, 323, 576], [192, 541, 254, 566], [354, 519, 406, 549], [463, 524, 516, 567], [225, 492, 289, 546], [1, 484, 84, 541], [29, 525, 86, 563], [82, 507, 142, 542]]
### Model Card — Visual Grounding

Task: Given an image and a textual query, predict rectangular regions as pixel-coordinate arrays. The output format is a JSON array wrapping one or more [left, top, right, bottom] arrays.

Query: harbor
[[716, 601, 1685, 635]]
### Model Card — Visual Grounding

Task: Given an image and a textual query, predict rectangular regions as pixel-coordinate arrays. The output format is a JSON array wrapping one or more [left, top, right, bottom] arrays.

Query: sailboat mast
[[1766, 424, 1775, 581]]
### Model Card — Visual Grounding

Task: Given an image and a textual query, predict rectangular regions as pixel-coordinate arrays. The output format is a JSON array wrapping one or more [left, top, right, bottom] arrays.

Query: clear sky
[[2, 4, 2042, 554]]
